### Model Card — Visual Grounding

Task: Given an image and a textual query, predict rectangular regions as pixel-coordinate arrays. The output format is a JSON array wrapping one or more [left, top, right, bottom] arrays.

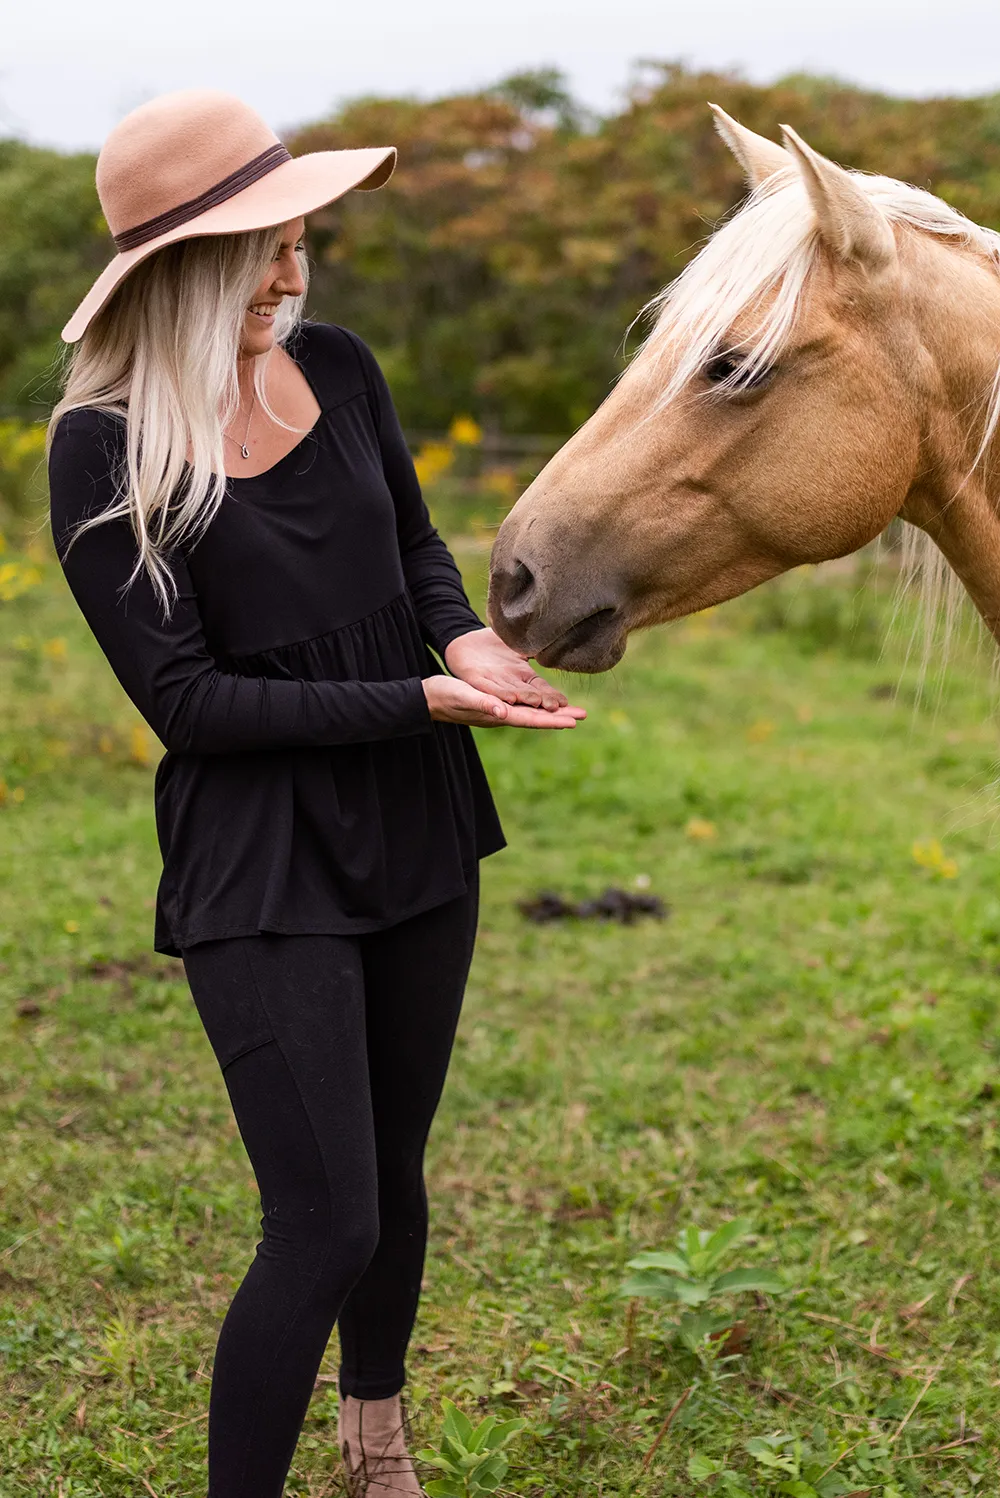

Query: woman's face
[[239, 216, 306, 358]]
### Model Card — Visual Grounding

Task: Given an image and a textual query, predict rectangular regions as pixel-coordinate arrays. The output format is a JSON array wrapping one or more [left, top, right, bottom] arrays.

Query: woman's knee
[[279, 1205, 380, 1312], [334, 1212, 381, 1291], [257, 1198, 378, 1318]]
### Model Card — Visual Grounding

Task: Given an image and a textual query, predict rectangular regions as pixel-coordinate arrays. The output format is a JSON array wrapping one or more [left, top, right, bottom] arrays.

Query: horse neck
[[898, 232, 1000, 640]]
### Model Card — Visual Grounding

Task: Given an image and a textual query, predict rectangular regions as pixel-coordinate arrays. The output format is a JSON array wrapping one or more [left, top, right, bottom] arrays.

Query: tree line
[[4, 64, 1000, 434]]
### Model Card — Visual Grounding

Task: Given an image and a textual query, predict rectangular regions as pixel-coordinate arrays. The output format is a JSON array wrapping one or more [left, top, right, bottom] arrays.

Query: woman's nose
[[276, 259, 306, 297]]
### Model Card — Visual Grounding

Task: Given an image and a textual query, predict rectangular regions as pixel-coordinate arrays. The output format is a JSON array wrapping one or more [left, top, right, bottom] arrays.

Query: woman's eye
[[703, 351, 772, 391]]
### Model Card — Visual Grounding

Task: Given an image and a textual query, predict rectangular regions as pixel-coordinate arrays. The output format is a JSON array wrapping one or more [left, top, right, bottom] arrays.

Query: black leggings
[[180, 875, 478, 1498]]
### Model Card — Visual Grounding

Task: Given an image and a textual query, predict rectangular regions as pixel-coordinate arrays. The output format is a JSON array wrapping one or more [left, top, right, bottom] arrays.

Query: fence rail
[[0, 410, 568, 459]]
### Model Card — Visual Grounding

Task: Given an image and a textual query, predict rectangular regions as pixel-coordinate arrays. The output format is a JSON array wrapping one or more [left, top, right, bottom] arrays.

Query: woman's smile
[[239, 220, 305, 355]]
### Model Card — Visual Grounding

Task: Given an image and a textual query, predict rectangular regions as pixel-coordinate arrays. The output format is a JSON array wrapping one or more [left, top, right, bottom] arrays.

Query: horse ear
[[779, 123, 896, 272], [709, 104, 794, 189]]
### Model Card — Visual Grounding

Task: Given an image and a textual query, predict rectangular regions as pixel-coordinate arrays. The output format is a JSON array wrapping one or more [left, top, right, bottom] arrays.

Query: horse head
[[489, 110, 1000, 669]]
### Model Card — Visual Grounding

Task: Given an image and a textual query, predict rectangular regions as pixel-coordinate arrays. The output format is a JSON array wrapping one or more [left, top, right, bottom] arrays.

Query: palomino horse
[[488, 107, 1000, 671]]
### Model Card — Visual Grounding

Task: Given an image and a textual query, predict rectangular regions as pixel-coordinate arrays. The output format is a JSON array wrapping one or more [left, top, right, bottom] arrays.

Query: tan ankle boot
[[338, 1393, 425, 1496]]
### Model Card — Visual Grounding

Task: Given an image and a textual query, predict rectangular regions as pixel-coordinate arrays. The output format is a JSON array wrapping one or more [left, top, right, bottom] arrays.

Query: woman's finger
[[503, 660, 567, 707], [524, 671, 568, 710], [460, 671, 546, 708], [496, 685, 585, 717], [477, 669, 571, 712], [487, 679, 530, 705], [499, 704, 580, 729], [478, 683, 587, 721]]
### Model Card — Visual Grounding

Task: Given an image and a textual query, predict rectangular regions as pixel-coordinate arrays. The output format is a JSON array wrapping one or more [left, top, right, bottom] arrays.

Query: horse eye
[[703, 351, 771, 391], [704, 352, 741, 383]]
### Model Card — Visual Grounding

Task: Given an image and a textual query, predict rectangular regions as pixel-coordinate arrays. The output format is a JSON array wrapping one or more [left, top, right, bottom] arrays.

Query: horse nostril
[[508, 560, 535, 604], [490, 554, 539, 627]]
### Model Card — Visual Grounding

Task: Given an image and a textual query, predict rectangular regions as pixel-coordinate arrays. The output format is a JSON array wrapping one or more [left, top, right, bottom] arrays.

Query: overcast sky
[[6, 0, 1000, 153]]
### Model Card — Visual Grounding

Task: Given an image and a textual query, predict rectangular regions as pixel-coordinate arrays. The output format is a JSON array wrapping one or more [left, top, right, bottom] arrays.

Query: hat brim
[[61, 145, 396, 342]]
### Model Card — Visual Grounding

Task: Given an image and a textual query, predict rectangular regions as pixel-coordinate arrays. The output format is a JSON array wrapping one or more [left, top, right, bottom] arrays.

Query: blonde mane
[[635, 166, 1000, 679], [639, 168, 1000, 418]]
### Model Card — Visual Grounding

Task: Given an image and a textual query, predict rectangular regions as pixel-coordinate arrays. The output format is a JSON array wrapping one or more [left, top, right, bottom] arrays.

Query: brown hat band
[[112, 143, 293, 251]]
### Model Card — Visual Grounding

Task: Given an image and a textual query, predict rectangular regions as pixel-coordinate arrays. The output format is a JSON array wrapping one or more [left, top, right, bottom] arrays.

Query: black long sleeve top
[[48, 320, 505, 956]]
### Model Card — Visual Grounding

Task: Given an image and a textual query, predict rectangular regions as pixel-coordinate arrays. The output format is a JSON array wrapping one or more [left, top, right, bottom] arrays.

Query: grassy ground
[[2, 514, 1000, 1497]]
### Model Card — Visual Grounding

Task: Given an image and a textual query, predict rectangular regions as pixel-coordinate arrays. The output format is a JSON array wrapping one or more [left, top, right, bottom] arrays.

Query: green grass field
[[2, 517, 1000, 1497]]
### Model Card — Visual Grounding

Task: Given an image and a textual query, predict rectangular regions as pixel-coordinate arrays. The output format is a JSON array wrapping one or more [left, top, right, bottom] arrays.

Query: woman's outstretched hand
[[426, 627, 587, 729], [423, 674, 584, 728]]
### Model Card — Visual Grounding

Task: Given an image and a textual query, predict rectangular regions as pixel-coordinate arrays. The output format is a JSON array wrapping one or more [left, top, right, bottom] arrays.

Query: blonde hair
[[47, 225, 309, 615]]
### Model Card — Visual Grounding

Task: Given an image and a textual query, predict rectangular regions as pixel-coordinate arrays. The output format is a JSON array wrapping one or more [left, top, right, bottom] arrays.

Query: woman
[[47, 90, 585, 1498]]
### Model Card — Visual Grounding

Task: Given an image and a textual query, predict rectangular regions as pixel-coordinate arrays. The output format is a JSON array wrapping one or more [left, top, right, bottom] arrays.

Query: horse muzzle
[[487, 550, 628, 673]]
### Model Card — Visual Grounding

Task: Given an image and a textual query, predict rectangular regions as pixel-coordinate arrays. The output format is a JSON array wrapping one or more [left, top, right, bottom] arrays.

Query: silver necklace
[[226, 390, 257, 459]]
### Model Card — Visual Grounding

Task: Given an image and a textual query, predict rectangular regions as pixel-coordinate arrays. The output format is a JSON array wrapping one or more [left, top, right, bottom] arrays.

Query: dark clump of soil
[[83, 954, 174, 982], [518, 887, 668, 925]]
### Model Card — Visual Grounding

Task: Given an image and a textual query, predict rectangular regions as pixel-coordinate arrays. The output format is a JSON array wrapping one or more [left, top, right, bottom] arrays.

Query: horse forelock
[[635, 169, 1000, 423]]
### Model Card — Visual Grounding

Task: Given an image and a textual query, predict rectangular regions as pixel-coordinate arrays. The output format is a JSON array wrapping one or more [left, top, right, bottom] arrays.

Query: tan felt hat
[[61, 88, 396, 342]]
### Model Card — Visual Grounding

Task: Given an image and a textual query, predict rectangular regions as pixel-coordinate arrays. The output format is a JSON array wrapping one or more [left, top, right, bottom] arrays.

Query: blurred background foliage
[[5, 63, 1000, 439]]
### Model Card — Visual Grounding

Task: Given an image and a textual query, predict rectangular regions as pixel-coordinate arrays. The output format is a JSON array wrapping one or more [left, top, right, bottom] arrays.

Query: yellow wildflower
[[0, 420, 47, 515], [0, 420, 46, 463], [448, 415, 483, 447], [0, 562, 43, 603], [130, 724, 152, 766], [413, 441, 455, 488], [685, 817, 718, 840], [912, 839, 959, 878], [64, 920, 79, 934], [43, 637, 67, 661], [12, 786, 25, 803]]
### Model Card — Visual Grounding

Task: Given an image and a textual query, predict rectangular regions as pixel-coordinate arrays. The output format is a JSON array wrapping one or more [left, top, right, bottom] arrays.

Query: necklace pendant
[[240, 444, 250, 459]]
